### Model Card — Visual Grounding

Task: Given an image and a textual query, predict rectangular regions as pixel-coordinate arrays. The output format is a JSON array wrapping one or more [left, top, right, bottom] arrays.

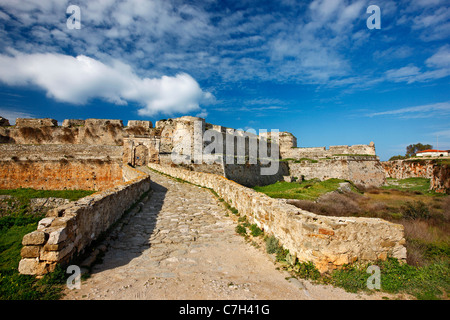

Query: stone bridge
[[62, 167, 384, 300]]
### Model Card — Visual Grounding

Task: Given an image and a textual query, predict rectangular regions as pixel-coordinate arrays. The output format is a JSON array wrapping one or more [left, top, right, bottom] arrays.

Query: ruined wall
[[283, 142, 376, 159], [383, 159, 450, 193], [224, 162, 289, 187], [287, 157, 386, 187], [382, 160, 435, 179], [0, 118, 154, 146], [0, 144, 123, 191], [128, 116, 284, 187], [148, 163, 406, 273], [431, 164, 450, 193], [18, 165, 151, 275]]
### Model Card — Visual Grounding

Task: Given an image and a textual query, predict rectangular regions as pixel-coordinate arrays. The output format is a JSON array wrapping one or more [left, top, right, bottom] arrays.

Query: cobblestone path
[[63, 169, 379, 300]]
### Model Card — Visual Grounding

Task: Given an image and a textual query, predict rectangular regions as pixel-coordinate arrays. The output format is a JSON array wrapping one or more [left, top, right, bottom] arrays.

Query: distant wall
[[382, 160, 434, 179], [224, 162, 289, 187], [283, 143, 376, 159], [382, 159, 450, 193], [0, 144, 123, 191], [287, 157, 386, 187], [148, 163, 406, 273], [18, 165, 151, 275]]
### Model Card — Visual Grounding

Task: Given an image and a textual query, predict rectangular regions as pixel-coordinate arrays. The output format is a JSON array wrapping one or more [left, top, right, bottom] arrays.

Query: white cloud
[[367, 101, 450, 118], [385, 65, 422, 82], [0, 51, 213, 116], [0, 0, 448, 92], [426, 45, 450, 68]]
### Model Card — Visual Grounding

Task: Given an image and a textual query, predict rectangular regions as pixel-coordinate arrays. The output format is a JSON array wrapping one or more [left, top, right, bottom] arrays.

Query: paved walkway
[[63, 169, 379, 300]]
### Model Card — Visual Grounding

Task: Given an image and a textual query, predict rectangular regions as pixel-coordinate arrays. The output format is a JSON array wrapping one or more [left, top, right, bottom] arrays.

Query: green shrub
[[265, 235, 280, 255], [401, 201, 430, 220], [295, 261, 321, 281], [249, 224, 263, 237], [235, 224, 247, 236]]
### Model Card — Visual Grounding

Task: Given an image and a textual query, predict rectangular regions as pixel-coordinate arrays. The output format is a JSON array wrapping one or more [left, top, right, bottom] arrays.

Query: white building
[[416, 149, 449, 157]]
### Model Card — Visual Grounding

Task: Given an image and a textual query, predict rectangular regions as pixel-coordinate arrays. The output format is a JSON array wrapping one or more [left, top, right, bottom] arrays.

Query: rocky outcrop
[[382, 159, 450, 193], [0, 116, 10, 126], [431, 163, 450, 193]]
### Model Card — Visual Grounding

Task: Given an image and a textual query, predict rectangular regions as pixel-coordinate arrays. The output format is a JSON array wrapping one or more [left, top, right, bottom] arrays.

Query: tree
[[405, 143, 433, 157], [389, 155, 407, 161]]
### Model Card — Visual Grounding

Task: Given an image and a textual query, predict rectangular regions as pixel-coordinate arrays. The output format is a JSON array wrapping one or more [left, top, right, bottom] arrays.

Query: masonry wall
[[18, 165, 151, 275], [288, 157, 386, 187], [0, 118, 154, 146], [0, 144, 123, 191], [382, 159, 450, 193], [148, 163, 406, 273], [283, 143, 376, 159], [224, 162, 289, 187]]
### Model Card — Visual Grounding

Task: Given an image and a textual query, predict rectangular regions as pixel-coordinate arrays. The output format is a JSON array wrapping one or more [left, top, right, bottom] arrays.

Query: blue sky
[[0, 0, 449, 160]]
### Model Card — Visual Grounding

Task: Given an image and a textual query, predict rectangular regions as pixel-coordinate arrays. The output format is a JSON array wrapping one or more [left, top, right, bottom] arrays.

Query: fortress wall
[[224, 162, 289, 187], [288, 158, 386, 187], [148, 163, 406, 273], [283, 147, 327, 159], [18, 165, 151, 275], [0, 144, 123, 191], [284, 143, 376, 159], [0, 118, 154, 146]]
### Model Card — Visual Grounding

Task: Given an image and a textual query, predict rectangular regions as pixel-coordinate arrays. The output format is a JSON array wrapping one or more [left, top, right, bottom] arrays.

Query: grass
[[253, 178, 357, 201], [0, 188, 95, 204], [266, 232, 449, 299], [382, 177, 433, 194], [332, 154, 376, 157], [254, 177, 449, 299], [0, 188, 95, 300], [280, 157, 319, 163]]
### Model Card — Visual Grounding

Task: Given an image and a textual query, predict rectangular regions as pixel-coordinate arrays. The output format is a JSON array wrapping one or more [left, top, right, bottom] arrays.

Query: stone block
[[15, 118, 58, 127], [127, 120, 153, 128], [20, 246, 41, 258], [37, 217, 55, 230], [62, 119, 85, 127], [18, 258, 47, 275], [22, 231, 47, 246], [318, 228, 335, 236], [47, 228, 68, 245], [40, 242, 74, 262]]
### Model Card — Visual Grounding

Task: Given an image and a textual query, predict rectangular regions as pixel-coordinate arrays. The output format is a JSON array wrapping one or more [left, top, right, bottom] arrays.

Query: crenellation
[[16, 118, 58, 128], [62, 119, 85, 127]]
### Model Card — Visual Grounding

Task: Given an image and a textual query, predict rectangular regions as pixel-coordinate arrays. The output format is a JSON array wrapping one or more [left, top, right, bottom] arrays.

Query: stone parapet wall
[[148, 163, 406, 272], [18, 165, 151, 275]]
